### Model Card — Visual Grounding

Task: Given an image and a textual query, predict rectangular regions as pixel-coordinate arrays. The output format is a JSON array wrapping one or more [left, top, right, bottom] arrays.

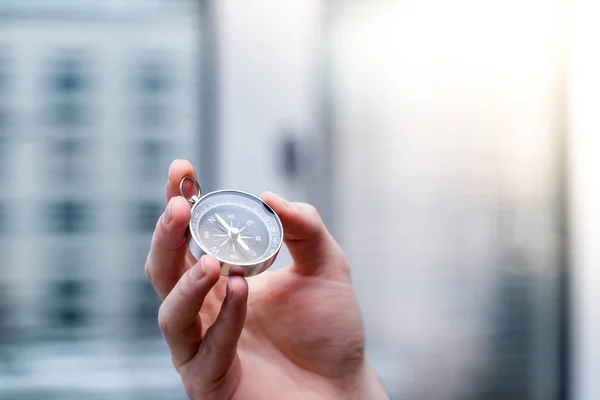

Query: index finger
[[166, 159, 199, 202], [145, 159, 199, 300], [259, 192, 345, 277]]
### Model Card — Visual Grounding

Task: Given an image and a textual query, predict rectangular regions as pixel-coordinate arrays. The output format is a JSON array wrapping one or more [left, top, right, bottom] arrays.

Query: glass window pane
[[47, 201, 90, 234], [135, 201, 162, 233]]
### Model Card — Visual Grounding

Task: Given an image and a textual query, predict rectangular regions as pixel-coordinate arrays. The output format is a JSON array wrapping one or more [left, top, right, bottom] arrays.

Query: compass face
[[189, 190, 283, 265]]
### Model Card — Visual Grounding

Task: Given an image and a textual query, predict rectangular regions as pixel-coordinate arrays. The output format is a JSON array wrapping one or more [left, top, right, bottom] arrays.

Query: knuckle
[[177, 273, 196, 301], [150, 217, 165, 247], [157, 306, 171, 336], [302, 202, 320, 218], [330, 237, 349, 264], [301, 203, 326, 236], [304, 204, 326, 229], [144, 258, 153, 282], [296, 202, 323, 225], [183, 380, 205, 400], [150, 214, 188, 252], [198, 341, 218, 361], [337, 255, 351, 275]]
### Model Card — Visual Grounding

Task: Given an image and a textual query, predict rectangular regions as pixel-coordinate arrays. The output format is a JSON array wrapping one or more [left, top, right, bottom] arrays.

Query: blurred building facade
[[0, 0, 201, 344]]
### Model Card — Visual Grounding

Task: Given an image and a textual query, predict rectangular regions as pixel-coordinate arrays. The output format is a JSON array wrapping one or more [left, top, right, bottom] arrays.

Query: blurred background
[[0, 0, 598, 399]]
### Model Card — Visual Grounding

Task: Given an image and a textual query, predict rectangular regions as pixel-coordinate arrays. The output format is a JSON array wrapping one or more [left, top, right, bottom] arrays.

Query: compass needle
[[215, 214, 232, 233]]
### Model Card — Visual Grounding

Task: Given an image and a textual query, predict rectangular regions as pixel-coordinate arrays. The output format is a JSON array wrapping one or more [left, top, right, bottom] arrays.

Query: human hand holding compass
[[144, 160, 388, 400]]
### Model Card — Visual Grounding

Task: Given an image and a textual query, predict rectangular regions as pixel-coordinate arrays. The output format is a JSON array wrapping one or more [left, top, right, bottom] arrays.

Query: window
[[48, 279, 88, 328], [50, 101, 87, 127], [138, 139, 166, 180], [0, 54, 12, 156], [135, 59, 171, 129], [139, 61, 170, 95], [133, 280, 161, 336], [48, 200, 90, 234], [138, 101, 167, 128], [139, 139, 162, 158], [0, 202, 5, 235], [54, 136, 83, 157], [50, 56, 87, 95], [135, 201, 162, 233], [48, 137, 87, 183], [43, 249, 91, 332], [54, 68, 85, 94], [56, 279, 85, 299], [0, 53, 7, 94], [0, 136, 6, 181], [0, 107, 9, 130], [45, 54, 90, 128], [141, 72, 168, 94]]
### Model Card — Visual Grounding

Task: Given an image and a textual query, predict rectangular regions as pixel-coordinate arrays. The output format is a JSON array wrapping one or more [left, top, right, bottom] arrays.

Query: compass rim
[[188, 189, 284, 269]]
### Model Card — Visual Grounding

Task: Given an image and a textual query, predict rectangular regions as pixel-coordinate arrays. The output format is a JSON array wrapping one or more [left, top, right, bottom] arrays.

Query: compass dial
[[190, 190, 283, 266]]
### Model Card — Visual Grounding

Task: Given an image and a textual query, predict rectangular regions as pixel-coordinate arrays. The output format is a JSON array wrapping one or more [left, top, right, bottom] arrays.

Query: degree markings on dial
[[192, 193, 282, 262]]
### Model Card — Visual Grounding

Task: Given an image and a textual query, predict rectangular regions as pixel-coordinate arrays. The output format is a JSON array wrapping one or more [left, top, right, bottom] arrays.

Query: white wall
[[329, 1, 564, 398], [214, 0, 325, 269], [569, 2, 600, 400]]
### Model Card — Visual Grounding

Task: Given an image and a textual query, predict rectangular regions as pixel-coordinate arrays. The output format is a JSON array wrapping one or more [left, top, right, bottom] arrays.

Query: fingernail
[[273, 193, 295, 210], [169, 159, 177, 174], [201, 257, 207, 274], [284, 199, 296, 210], [163, 201, 173, 225], [191, 262, 205, 280]]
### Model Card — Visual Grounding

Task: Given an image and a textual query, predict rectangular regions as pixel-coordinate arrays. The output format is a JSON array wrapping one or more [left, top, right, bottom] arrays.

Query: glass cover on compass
[[190, 191, 283, 266]]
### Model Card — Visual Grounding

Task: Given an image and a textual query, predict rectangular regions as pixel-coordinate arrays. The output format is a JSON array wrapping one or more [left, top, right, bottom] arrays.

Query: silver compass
[[180, 176, 284, 277]]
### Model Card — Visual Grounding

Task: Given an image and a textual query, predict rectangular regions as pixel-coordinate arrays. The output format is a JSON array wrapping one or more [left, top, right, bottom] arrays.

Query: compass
[[180, 176, 284, 277]]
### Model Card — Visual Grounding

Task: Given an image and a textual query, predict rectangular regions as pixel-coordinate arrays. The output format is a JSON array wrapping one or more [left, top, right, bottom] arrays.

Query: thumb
[[260, 192, 345, 276]]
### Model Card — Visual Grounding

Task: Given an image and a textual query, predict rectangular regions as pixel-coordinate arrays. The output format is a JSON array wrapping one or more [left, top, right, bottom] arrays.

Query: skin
[[145, 159, 389, 400]]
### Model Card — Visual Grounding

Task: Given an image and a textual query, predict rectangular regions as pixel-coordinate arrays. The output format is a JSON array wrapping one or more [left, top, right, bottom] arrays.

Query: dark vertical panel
[[556, 0, 571, 397], [198, 0, 219, 193], [309, 0, 334, 235]]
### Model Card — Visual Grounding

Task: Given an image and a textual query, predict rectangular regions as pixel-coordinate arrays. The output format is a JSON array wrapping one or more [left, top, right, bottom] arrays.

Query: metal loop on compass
[[180, 176, 202, 204]]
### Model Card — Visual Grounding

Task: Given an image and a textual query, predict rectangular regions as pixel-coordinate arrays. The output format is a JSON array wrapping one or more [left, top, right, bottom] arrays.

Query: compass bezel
[[187, 189, 284, 277]]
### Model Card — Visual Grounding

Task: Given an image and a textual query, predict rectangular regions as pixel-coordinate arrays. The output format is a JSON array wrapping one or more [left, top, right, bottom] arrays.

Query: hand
[[145, 160, 389, 400]]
